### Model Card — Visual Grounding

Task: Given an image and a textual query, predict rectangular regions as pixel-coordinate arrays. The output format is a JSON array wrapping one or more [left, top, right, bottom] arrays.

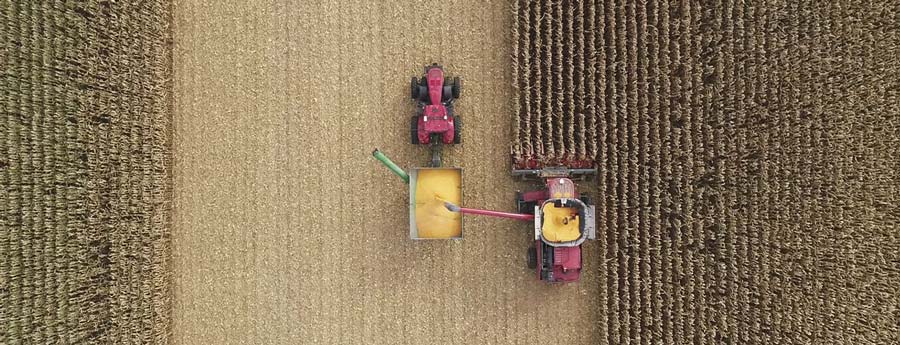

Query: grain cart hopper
[[372, 149, 462, 240], [445, 168, 596, 283]]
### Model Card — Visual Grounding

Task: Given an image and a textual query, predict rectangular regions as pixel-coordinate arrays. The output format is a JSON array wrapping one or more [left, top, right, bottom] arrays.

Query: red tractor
[[446, 168, 596, 283], [411, 64, 461, 167]]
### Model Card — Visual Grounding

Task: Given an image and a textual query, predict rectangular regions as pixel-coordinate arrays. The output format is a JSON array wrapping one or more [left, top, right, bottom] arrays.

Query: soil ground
[[171, 1, 601, 344]]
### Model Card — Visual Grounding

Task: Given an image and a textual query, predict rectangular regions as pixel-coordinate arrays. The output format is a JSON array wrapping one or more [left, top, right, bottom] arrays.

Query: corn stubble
[[513, 0, 899, 344], [1, 1, 172, 343]]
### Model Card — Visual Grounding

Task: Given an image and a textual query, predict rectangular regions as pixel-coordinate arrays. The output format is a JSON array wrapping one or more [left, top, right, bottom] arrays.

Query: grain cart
[[445, 168, 596, 283], [410, 64, 461, 167], [372, 149, 463, 240]]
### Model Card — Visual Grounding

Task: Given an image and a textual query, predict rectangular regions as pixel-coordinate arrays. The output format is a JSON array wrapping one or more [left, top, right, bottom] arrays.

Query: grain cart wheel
[[453, 115, 461, 144], [410, 77, 419, 100], [527, 246, 537, 269], [452, 77, 461, 99], [410, 116, 420, 144]]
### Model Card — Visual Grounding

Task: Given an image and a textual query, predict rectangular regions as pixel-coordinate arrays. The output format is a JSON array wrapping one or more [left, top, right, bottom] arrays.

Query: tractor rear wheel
[[410, 116, 419, 144], [527, 246, 537, 269], [453, 115, 461, 144], [452, 77, 461, 99]]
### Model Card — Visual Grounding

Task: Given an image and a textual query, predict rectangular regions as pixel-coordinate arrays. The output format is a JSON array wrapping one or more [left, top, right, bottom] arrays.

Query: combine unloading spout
[[443, 201, 535, 222]]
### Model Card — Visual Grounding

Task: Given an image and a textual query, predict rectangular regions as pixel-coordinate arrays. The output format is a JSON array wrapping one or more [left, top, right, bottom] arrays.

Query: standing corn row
[[0, 1, 173, 343], [511, 0, 900, 344]]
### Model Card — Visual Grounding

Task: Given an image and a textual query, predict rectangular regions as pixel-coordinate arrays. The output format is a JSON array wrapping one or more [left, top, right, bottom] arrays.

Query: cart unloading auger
[[372, 149, 410, 184]]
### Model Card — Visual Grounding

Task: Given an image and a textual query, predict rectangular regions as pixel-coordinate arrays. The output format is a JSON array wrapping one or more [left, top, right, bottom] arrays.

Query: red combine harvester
[[411, 64, 461, 167], [446, 167, 596, 283]]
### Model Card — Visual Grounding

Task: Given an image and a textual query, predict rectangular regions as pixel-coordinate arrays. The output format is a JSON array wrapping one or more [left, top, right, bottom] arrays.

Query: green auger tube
[[372, 149, 410, 184]]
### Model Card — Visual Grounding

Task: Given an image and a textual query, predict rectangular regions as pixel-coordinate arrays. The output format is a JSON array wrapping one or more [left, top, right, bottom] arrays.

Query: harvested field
[[0, 1, 173, 343], [514, 0, 900, 344], [171, 1, 600, 344]]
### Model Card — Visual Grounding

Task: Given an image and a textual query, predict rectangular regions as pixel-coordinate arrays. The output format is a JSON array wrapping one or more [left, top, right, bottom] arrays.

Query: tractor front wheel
[[452, 77, 461, 99], [410, 77, 419, 100], [527, 246, 537, 269]]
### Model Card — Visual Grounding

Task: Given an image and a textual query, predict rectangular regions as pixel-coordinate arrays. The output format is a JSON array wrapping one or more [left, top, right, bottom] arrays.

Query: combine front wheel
[[527, 246, 537, 269]]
